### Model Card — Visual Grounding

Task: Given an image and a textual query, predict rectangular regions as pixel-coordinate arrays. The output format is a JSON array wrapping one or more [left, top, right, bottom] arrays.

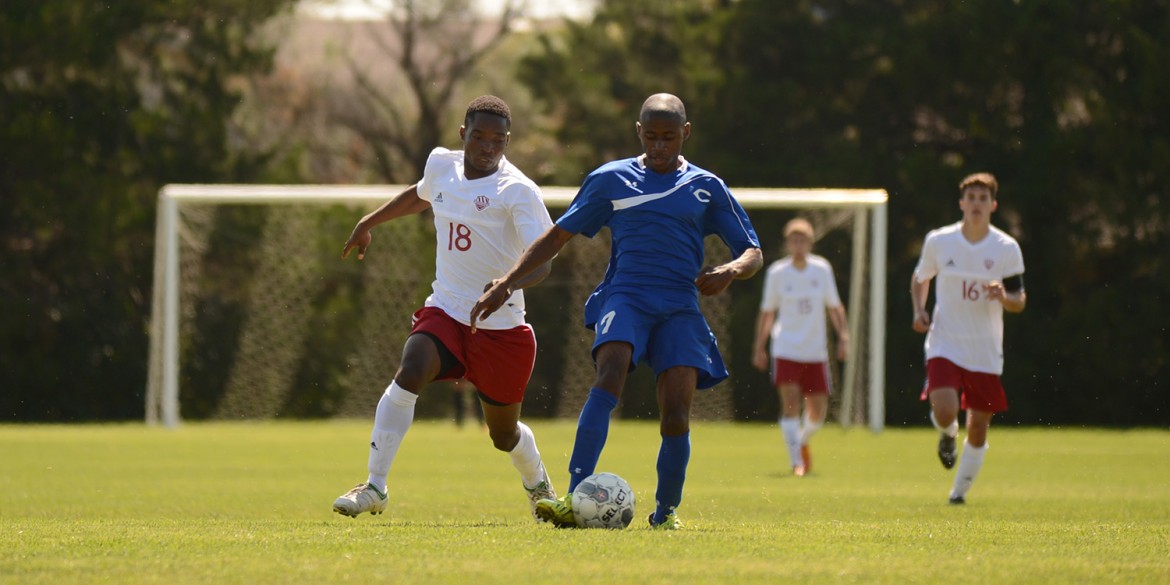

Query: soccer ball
[[571, 472, 635, 529]]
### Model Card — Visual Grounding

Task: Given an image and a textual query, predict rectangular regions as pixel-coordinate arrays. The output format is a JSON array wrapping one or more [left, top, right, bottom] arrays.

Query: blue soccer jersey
[[556, 155, 759, 388], [557, 155, 760, 326]]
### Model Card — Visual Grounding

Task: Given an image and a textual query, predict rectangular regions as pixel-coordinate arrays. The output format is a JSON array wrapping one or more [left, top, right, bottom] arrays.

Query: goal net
[[146, 185, 887, 430]]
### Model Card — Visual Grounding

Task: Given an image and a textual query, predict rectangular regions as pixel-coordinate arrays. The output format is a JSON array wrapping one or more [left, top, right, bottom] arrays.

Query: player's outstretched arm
[[509, 258, 552, 291], [694, 247, 763, 296], [342, 184, 429, 260], [469, 225, 575, 331]]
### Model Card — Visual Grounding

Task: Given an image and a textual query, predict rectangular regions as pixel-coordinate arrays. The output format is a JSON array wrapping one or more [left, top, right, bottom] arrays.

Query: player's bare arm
[[830, 305, 850, 361], [911, 274, 932, 333], [474, 258, 553, 317], [470, 225, 575, 331], [342, 185, 430, 260], [695, 247, 763, 296], [752, 309, 776, 371], [984, 278, 1027, 313], [507, 260, 553, 291]]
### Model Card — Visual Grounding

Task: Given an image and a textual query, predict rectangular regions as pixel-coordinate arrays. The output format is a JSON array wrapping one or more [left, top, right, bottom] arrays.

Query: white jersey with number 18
[[914, 222, 1025, 375], [414, 147, 553, 330]]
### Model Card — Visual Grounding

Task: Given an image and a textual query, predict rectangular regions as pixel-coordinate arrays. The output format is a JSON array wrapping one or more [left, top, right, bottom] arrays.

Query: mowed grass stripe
[[1, 421, 1167, 584]]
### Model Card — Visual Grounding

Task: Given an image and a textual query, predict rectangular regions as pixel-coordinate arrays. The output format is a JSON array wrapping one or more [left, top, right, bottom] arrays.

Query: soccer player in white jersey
[[332, 95, 559, 521], [752, 218, 849, 476], [471, 93, 762, 530], [911, 172, 1026, 505]]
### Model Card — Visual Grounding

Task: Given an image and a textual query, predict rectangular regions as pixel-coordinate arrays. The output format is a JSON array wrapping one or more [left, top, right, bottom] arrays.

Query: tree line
[[2, 0, 1166, 425]]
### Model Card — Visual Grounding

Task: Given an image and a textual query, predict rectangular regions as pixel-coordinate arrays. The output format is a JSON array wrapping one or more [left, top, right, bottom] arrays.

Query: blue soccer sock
[[653, 432, 691, 523], [567, 387, 619, 493]]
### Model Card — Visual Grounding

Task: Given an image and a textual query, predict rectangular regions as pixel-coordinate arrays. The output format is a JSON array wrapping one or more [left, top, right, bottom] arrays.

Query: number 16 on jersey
[[961, 280, 983, 301]]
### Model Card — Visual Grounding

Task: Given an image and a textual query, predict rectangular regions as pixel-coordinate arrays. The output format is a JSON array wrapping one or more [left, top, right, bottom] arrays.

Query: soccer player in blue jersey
[[470, 93, 763, 529]]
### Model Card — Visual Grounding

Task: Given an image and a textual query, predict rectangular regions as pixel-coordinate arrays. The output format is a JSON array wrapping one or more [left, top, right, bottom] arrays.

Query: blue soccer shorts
[[589, 293, 729, 389]]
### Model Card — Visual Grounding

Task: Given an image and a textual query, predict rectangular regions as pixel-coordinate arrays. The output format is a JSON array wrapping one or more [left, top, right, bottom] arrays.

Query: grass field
[[2, 420, 1168, 584]]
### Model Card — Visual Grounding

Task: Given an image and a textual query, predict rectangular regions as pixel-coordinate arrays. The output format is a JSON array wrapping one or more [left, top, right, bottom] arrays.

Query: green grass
[[2, 421, 1168, 584]]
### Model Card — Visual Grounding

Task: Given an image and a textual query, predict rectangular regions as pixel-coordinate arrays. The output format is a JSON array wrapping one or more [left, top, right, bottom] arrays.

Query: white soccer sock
[[950, 440, 988, 499], [799, 413, 823, 445], [509, 421, 547, 489], [366, 381, 418, 491], [780, 417, 802, 468], [930, 411, 959, 438]]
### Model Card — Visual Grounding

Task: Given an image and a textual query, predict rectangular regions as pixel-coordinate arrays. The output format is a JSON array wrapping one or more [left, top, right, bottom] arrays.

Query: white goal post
[[147, 184, 887, 430]]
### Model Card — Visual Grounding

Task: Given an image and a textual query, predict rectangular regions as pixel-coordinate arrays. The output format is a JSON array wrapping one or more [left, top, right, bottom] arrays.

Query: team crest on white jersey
[[984, 259, 995, 270], [475, 195, 490, 211]]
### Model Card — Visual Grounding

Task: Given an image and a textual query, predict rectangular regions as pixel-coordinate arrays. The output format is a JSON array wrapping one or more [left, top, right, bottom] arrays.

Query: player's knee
[[965, 425, 989, 447], [592, 344, 631, 392], [931, 402, 959, 423], [488, 426, 519, 452], [965, 414, 992, 446], [779, 390, 802, 414], [392, 367, 429, 391], [394, 354, 441, 390], [659, 409, 690, 436], [592, 364, 627, 395]]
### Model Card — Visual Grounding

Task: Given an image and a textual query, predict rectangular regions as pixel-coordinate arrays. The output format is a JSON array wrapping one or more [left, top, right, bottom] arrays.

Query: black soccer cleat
[[948, 495, 966, 505], [938, 433, 958, 469]]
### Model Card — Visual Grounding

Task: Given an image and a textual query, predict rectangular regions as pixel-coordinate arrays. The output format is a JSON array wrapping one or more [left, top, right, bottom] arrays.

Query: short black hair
[[639, 93, 687, 125], [465, 95, 511, 129]]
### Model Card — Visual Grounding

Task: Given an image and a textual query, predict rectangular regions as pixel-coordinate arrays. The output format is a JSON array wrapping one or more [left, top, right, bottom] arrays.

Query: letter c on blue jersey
[[693, 188, 711, 203]]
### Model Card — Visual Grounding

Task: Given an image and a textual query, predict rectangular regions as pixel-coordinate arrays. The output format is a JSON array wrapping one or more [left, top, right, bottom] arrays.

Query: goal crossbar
[[158, 184, 886, 208], [147, 184, 887, 431]]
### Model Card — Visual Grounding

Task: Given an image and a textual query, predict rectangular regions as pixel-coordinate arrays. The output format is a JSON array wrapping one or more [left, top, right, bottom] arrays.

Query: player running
[[471, 93, 762, 529], [332, 95, 559, 521], [752, 218, 849, 477], [911, 172, 1026, 504]]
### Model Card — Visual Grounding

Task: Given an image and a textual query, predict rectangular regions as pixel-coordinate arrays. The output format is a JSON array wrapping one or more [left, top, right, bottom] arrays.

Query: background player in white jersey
[[911, 172, 1026, 504], [471, 93, 762, 530], [752, 218, 849, 476], [332, 96, 559, 520]]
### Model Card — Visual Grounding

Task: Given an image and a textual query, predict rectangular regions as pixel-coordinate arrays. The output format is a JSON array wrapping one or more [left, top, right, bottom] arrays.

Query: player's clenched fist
[[982, 280, 1005, 301], [912, 309, 931, 333]]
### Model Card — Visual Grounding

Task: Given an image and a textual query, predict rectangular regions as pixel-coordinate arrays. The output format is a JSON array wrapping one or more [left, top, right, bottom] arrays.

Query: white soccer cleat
[[524, 471, 558, 523], [333, 482, 388, 518]]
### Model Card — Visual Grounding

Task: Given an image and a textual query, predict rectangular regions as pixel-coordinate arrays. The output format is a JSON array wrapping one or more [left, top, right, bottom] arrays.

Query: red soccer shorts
[[921, 357, 1008, 413], [772, 358, 832, 395], [410, 306, 536, 405]]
